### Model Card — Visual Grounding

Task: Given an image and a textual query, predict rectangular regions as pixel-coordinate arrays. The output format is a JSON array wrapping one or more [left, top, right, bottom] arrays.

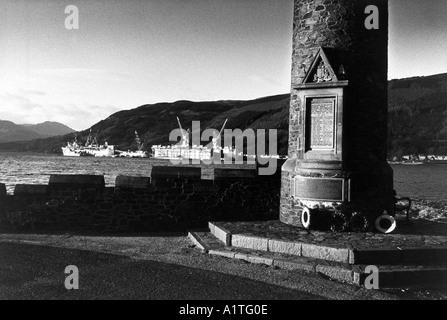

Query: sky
[[0, 0, 446, 131]]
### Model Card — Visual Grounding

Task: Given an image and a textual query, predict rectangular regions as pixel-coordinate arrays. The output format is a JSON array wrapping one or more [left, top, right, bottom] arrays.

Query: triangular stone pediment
[[303, 47, 339, 84]]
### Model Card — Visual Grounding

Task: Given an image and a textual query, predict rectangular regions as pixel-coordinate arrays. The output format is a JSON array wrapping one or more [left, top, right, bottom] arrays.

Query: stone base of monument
[[280, 159, 396, 233], [189, 220, 447, 289]]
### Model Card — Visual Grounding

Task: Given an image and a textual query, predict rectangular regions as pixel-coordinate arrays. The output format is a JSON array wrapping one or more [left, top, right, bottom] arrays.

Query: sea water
[[0, 152, 446, 200]]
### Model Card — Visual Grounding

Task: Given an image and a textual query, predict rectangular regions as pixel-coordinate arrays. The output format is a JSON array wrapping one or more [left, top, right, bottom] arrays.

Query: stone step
[[188, 231, 447, 289], [208, 221, 447, 266]]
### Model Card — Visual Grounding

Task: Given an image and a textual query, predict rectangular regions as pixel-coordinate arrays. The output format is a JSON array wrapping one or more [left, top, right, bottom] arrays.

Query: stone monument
[[280, 0, 395, 232]]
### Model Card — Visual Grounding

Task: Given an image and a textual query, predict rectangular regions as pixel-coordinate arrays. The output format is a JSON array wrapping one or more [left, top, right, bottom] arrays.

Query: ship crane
[[92, 130, 99, 147], [72, 133, 79, 148], [213, 119, 228, 149], [176, 117, 189, 147], [135, 130, 144, 151], [85, 129, 92, 146]]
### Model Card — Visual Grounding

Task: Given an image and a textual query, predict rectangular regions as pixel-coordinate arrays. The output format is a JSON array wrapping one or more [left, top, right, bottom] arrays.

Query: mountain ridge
[[0, 120, 75, 143], [19, 121, 75, 139]]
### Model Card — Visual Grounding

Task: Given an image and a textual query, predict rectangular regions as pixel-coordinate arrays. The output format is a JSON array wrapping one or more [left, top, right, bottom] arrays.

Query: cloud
[[30, 68, 135, 82], [17, 88, 47, 96], [0, 91, 121, 130], [1, 93, 48, 124], [247, 75, 285, 88]]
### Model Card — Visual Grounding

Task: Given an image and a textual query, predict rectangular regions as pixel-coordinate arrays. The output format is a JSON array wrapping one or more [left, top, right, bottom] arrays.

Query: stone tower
[[280, 0, 394, 232]]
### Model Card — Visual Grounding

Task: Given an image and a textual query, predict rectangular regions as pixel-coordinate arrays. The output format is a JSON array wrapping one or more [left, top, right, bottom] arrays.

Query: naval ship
[[61, 130, 115, 157]]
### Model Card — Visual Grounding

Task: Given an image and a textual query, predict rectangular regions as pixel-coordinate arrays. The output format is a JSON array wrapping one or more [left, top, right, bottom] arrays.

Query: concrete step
[[208, 221, 447, 266], [188, 230, 447, 289]]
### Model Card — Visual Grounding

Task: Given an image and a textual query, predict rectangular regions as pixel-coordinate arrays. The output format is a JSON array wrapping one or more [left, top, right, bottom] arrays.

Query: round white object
[[375, 215, 397, 234], [301, 207, 312, 229]]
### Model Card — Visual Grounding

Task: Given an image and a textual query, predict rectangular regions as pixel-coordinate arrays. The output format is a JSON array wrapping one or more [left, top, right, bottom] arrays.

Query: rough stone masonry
[[0, 167, 281, 232], [281, 0, 394, 231]]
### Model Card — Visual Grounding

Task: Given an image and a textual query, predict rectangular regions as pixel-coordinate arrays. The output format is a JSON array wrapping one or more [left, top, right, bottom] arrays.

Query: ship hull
[[91, 147, 115, 157], [61, 147, 81, 157], [62, 145, 115, 157], [119, 150, 148, 158], [152, 146, 212, 161]]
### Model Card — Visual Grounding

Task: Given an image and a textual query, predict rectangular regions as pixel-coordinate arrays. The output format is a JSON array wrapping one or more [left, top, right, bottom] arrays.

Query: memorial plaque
[[292, 176, 345, 202], [310, 98, 335, 149]]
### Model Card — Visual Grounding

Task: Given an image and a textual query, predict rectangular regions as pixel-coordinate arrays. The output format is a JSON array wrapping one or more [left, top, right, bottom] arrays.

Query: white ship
[[116, 131, 148, 158], [61, 140, 82, 157], [151, 117, 235, 161], [62, 130, 115, 157]]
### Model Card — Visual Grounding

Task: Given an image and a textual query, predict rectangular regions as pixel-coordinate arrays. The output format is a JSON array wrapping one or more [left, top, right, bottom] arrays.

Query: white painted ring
[[375, 215, 397, 234], [301, 207, 312, 229]]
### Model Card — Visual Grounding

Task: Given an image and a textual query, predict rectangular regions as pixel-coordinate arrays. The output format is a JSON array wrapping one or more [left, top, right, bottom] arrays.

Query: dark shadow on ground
[[0, 242, 323, 300], [2, 217, 445, 238], [0, 227, 193, 238], [393, 219, 447, 237]]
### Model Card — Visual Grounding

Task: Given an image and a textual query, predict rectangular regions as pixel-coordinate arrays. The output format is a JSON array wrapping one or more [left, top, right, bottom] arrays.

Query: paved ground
[[0, 242, 323, 300], [0, 232, 405, 300]]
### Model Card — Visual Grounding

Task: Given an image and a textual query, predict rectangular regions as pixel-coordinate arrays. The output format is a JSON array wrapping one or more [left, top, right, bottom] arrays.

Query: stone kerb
[[114, 175, 152, 200], [0, 183, 6, 201], [0, 183, 7, 218], [14, 185, 49, 198], [48, 174, 105, 200], [49, 174, 105, 187], [213, 169, 256, 181], [115, 175, 151, 189], [151, 166, 201, 183]]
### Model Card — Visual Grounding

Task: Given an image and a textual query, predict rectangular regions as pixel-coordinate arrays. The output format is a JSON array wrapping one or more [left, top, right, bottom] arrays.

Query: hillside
[[0, 94, 290, 155], [0, 120, 41, 143], [388, 73, 447, 157], [0, 73, 446, 157], [20, 121, 75, 139], [0, 120, 75, 143]]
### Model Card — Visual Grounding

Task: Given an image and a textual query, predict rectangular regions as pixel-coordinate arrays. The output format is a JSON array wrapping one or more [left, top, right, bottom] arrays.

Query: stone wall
[[0, 166, 281, 232]]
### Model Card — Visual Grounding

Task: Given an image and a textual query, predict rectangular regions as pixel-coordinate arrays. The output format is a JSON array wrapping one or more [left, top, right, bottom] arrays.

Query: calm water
[[0, 152, 249, 194], [392, 163, 447, 200], [0, 152, 157, 194], [0, 152, 446, 200]]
